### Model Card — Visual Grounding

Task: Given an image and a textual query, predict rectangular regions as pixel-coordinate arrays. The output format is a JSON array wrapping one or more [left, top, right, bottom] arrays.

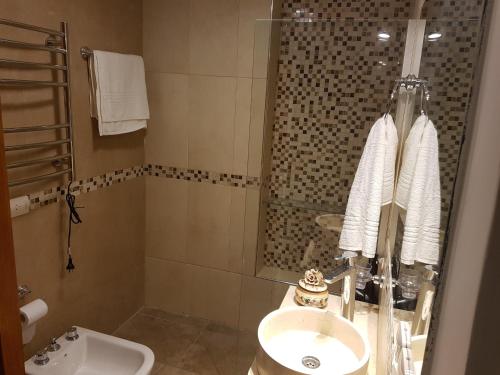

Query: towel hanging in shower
[[395, 115, 441, 265], [339, 114, 398, 258]]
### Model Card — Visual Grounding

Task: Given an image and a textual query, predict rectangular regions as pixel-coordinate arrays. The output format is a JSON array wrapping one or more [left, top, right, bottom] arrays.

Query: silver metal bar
[[5, 139, 70, 151], [80, 46, 93, 59], [62, 22, 75, 181], [0, 18, 64, 36], [0, 79, 67, 87], [0, 38, 66, 53], [3, 123, 69, 133], [8, 168, 72, 187], [6, 153, 71, 169], [323, 255, 357, 322], [412, 266, 438, 335], [0, 58, 67, 70]]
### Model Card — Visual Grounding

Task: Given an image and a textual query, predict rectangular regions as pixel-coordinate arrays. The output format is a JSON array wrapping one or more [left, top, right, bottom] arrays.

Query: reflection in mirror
[[253, 18, 409, 301], [250, 2, 489, 374]]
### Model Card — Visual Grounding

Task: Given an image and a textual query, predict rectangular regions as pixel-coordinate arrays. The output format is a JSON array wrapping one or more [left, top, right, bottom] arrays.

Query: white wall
[[429, 2, 500, 373]]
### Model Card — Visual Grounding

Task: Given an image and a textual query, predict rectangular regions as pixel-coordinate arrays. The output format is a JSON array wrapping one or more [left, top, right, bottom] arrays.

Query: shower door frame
[[0, 99, 25, 375]]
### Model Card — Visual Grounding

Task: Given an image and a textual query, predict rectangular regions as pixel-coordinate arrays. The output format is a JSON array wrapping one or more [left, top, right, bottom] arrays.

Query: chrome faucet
[[323, 254, 357, 321]]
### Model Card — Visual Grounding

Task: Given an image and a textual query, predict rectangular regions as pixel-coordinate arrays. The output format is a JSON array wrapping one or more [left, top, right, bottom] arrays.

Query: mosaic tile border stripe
[[146, 164, 261, 189], [27, 164, 261, 210], [29, 165, 146, 210]]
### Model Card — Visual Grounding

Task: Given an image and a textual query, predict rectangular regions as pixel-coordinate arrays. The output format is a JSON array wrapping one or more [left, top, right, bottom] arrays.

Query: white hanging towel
[[395, 115, 441, 265], [89, 50, 150, 136], [339, 115, 398, 258]]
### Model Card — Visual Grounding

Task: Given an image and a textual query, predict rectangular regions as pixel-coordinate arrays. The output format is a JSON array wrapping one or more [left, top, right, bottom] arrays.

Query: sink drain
[[302, 356, 321, 369]]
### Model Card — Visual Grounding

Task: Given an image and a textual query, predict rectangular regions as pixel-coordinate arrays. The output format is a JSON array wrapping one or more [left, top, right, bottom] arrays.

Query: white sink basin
[[256, 307, 370, 375], [25, 326, 154, 375]]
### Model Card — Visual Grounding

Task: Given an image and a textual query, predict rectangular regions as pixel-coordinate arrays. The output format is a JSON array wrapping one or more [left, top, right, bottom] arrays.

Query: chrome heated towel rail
[[0, 18, 75, 188]]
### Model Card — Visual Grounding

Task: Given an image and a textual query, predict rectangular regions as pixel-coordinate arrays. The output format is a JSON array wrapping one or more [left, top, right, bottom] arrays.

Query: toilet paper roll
[[20, 299, 48, 326]]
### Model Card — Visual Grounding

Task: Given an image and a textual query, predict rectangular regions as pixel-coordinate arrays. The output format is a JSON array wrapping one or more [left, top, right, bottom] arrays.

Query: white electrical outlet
[[10, 195, 30, 218]]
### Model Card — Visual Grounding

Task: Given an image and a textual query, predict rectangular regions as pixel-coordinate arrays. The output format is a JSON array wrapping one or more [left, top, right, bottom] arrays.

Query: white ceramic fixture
[[25, 326, 154, 375], [256, 307, 370, 375]]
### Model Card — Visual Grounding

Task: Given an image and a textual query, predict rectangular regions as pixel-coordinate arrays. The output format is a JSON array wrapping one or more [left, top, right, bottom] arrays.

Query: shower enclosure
[[247, 0, 487, 373]]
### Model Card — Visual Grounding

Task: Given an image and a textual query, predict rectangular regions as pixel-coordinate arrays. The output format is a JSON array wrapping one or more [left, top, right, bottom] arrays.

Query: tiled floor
[[115, 308, 258, 375]]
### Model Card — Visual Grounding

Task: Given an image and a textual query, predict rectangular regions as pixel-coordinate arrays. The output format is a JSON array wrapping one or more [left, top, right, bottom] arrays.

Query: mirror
[[246, 1, 488, 374]]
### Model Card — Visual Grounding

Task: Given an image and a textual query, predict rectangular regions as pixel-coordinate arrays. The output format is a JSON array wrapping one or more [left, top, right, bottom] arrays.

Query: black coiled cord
[[66, 181, 82, 272]]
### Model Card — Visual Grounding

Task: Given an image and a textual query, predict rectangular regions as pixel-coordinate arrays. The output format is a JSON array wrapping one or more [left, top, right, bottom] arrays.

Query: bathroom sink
[[25, 326, 154, 375], [256, 307, 370, 375]]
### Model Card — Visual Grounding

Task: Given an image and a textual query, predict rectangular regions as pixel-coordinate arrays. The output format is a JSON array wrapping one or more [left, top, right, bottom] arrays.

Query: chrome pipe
[[0, 58, 67, 70], [6, 154, 71, 169], [62, 22, 75, 181], [8, 168, 72, 187], [3, 124, 69, 133], [5, 139, 70, 151], [324, 255, 358, 321], [0, 18, 64, 36], [412, 266, 438, 335], [0, 79, 68, 87], [0, 38, 66, 53]]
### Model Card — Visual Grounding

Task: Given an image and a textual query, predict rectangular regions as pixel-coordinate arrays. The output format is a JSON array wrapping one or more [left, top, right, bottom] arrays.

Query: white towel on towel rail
[[395, 115, 441, 265], [89, 50, 149, 136], [339, 114, 398, 258]]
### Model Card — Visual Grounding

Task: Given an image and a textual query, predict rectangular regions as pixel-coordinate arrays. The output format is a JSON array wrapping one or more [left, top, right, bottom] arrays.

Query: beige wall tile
[[145, 258, 242, 328], [189, 0, 239, 76], [187, 75, 236, 173], [247, 78, 267, 177], [2, 0, 145, 185], [143, 0, 189, 73], [14, 180, 145, 358], [237, 0, 273, 77], [229, 188, 247, 273], [146, 177, 188, 262], [145, 257, 191, 316], [145, 72, 189, 168], [249, 14, 272, 79], [242, 188, 261, 275], [238, 276, 273, 331], [189, 265, 242, 328], [233, 78, 252, 175], [270, 281, 290, 310], [186, 182, 233, 271], [238, 275, 288, 332]]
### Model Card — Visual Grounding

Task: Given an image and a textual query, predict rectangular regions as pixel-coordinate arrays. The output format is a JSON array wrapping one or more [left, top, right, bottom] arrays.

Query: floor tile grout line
[[139, 308, 210, 329], [172, 325, 207, 374], [112, 306, 145, 335]]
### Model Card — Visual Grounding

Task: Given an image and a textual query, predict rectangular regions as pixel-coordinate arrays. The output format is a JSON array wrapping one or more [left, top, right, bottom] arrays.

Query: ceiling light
[[427, 32, 442, 41], [377, 32, 391, 41]]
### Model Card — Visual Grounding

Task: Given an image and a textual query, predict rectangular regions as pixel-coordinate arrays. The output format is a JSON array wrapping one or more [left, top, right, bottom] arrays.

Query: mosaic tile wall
[[263, 203, 340, 271], [263, 9, 408, 272], [419, 19, 483, 224], [262, 0, 487, 273], [281, 0, 412, 19], [26, 165, 260, 210], [281, 0, 485, 20], [421, 0, 486, 19]]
